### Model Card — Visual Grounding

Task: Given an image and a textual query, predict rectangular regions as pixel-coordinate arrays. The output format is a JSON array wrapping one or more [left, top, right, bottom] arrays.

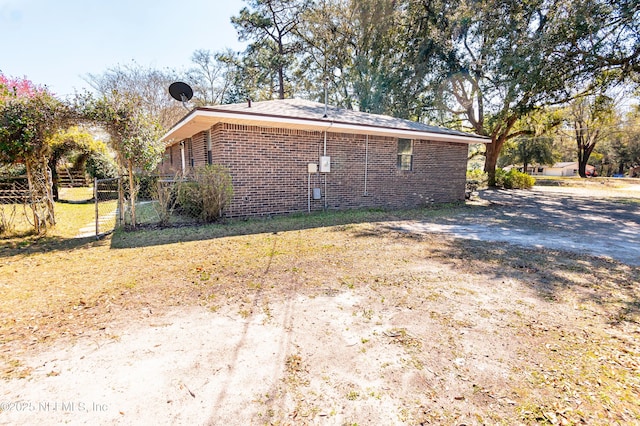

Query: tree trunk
[[25, 155, 56, 233], [44, 159, 55, 224], [278, 67, 285, 99], [24, 159, 39, 233], [48, 157, 59, 201], [578, 159, 587, 178], [128, 160, 137, 229], [577, 144, 595, 178], [522, 141, 530, 174], [484, 136, 503, 186], [483, 117, 516, 186], [277, 42, 285, 99]]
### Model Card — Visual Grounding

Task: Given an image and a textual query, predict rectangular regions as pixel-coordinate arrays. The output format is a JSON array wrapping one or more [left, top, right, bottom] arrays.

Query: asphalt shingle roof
[[202, 98, 480, 139], [162, 98, 490, 144]]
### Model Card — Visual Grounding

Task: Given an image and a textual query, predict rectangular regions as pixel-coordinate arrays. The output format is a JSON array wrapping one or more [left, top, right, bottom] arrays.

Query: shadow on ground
[[107, 206, 464, 250], [393, 189, 640, 266], [352, 222, 640, 328], [0, 235, 106, 258], [0, 205, 463, 256], [348, 188, 640, 328], [440, 237, 640, 326]]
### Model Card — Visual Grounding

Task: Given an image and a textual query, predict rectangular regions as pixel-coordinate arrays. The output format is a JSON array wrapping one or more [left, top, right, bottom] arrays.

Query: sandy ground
[[0, 281, 549, 425], [1, 185, 639, 425]]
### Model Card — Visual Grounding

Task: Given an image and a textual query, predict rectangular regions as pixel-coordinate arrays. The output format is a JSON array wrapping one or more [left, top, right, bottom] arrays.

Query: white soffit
[[161, 109, 490, 146]]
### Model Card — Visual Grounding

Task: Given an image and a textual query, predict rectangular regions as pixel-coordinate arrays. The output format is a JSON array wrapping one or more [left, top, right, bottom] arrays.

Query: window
[[397, 138, 413, 171]]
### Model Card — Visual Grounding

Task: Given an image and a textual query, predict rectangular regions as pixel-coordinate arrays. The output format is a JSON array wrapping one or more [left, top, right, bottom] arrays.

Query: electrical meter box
[[319, 156, 331, 173], [308, 163, 318, 173]]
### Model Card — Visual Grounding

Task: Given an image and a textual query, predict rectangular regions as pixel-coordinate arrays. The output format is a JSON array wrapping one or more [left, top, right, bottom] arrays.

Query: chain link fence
[[121, 175, 208, 228], [1, 166, 232, 238], [94, 177, 121, 237], [120, 169, 232, 229]]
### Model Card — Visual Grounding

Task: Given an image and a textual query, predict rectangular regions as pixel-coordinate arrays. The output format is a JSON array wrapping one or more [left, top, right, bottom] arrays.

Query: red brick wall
[[213, 124, 322, 216], [159, 144, 183, 175], [159, 132, 208, 175], [160, 123, 468, 216], [191, 132, 207, 167], [204, 123, 468, 217]]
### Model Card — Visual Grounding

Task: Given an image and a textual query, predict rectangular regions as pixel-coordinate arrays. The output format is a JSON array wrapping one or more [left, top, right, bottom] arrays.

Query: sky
[[0, 0, 247, 98]]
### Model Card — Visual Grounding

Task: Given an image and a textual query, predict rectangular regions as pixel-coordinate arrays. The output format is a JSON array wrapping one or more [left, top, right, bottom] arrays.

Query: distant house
[[505, 162, 596, 177], [159, 99, 489, 217], [541, 162, 596, 177]]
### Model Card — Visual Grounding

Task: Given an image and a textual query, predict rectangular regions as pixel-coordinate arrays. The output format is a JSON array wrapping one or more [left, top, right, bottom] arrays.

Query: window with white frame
[[397, 138, 413, 171]]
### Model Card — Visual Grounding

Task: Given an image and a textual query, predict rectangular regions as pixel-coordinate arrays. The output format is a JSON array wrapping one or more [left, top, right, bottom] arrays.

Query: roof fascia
[[161, 108, 490, 146]]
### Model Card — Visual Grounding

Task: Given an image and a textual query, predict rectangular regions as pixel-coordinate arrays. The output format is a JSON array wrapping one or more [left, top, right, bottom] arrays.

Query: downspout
[[308, 170, 311, 213], [323, 130, 327, 157], [323, 130, 328, 210]]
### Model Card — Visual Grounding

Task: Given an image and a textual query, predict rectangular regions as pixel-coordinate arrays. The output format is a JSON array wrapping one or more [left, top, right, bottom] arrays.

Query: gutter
[[161, 108, 489, 146]]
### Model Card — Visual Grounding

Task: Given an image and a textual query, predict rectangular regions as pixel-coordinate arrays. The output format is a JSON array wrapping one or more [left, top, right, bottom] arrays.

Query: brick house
[[159, 98, 489, 217]]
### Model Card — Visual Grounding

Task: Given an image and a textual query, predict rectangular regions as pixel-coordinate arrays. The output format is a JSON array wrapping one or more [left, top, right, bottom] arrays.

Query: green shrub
[[495, 169, 507, 187], [466, 169, 488, 193], [0, 163, 26, 177], [509, 170, 535, 189], [466, 169, 488, 182], [85, 152, 118, 180], [137, 175, 159, 200], [152, 177, 181, 226], [496, 169, 535, 189], [118, 174, 158, 201], [177, 165, 234, 222]]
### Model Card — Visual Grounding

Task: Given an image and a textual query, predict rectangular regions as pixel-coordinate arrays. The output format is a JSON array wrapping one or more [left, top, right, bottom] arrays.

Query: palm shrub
[[178, 165, 234, 222]]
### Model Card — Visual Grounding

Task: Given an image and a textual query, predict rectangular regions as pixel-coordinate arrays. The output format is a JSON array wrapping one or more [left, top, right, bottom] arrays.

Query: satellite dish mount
[[169, 82, 194, 110]]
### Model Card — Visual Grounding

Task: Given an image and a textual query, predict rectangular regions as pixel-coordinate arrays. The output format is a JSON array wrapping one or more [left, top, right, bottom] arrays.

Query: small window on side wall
[[397, 138, 413, 171]]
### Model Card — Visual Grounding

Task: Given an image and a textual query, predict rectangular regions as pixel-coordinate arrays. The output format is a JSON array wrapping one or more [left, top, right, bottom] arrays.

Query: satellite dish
[[169, 82, 193, 109]]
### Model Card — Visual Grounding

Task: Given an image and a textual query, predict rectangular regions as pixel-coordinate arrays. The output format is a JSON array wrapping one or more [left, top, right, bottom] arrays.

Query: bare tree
[[85, 62, 185, 131], [186, 49, 236, 106]]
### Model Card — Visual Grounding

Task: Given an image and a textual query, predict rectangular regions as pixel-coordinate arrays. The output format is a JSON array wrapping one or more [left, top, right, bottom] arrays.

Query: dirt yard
[[1, 185, 639, 425]]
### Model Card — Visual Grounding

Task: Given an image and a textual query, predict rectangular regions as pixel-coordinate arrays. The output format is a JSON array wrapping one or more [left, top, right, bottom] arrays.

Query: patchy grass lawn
[[58, 186, 94, 202], [0, 201, 96, 238], [534, 176, 637, 187], [1, 203, 639, 424]]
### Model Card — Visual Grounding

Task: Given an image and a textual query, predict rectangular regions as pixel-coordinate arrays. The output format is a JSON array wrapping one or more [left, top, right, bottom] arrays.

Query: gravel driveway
[[396, 185, 640, 266]]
